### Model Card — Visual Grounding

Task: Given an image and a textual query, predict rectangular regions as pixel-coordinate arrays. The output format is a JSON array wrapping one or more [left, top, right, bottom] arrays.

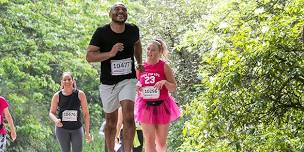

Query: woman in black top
[[49, 72, 91, 152]]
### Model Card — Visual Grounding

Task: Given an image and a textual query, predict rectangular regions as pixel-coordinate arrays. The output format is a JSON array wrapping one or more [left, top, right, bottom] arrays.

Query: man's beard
[[112, 14, 127, 24], [113, 19, 126, 24]]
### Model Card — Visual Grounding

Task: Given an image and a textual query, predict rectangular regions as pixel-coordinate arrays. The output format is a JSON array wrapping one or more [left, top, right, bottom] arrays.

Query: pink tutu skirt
[[135, 96, 181, 124]]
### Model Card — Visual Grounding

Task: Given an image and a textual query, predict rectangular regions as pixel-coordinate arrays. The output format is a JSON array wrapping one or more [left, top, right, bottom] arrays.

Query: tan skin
[[137, 42, 177, 152], [86, 4, 143, 152], [49, 73, 91, 143], [102, 98, 135, 152], [3, 107, 17, 141], [115, 107, 123, 143]]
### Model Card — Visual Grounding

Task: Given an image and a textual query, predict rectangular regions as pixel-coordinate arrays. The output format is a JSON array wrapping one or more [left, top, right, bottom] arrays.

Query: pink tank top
[[139, 60, 169, 101], [0, 96, 9, 134]]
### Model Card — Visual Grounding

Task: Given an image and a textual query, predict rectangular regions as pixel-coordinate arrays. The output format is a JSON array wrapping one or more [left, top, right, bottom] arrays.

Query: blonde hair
[[153, 38, 169, 59]]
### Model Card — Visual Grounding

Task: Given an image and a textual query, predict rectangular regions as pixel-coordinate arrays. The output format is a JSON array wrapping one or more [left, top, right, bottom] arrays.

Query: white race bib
[[111, 58, 132, 75], [62, 110, 78, 121], [114, 143, 122, 151], [142, 86, 160, 99]]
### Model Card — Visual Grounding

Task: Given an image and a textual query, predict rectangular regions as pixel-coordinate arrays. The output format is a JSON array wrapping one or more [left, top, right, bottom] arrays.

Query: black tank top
[[58, 90, 82, 130]]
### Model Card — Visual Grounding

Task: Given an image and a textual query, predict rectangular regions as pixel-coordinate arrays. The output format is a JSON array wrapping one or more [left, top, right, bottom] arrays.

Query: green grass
[[83, 129, 105, 152]]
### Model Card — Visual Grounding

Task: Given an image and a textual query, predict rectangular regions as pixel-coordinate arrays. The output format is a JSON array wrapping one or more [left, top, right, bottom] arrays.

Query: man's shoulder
[[125, 23, 139, 30], [96, 24, 111, 32]]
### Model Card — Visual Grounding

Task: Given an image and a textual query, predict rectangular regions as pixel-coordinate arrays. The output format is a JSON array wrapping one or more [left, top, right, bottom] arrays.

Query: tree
[[0, 0, 107, 150], [180, 0, 304, 151]]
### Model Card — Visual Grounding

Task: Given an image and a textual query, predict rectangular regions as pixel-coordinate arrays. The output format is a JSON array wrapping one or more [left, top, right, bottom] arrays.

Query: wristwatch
[[136, 64, 143, 70]]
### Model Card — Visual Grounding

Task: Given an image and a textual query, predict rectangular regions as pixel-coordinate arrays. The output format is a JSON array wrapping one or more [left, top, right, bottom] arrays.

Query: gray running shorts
[[99, 79, 137, 113]]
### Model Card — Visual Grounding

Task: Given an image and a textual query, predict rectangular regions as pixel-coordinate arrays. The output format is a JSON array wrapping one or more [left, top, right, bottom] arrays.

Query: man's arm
[[134, 39, 143, 70], [86, 43, 124, 63], [86, 45, 113, 63]]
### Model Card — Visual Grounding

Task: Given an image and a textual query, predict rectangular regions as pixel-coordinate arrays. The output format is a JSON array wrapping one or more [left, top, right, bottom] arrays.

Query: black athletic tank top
[[58, 90, 82, 130]]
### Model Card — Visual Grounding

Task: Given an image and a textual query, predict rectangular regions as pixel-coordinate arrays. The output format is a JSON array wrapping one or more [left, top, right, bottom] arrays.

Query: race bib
[[142, 86, 160, 99], [111, 58, 132, 75], [62, 110, 78, 121]]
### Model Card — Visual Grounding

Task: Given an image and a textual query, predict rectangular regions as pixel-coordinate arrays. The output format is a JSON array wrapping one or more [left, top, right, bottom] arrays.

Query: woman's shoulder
[[52, 91, 62, 100], [77, 89, 85, 95], [0, 96, 8, 107], [158, 60, 169, 69], [0, 96, 6, 102], [162, 61, 174, 73], [76, 90, 86, 98], [157, 59, 170, 65], [54, 90, 61, 96]]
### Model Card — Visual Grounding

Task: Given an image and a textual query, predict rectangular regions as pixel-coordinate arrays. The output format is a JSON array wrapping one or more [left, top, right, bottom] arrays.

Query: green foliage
[[180, 0, 304, 151], [0, 0, 111, 151], [1, 0, 303, 151]]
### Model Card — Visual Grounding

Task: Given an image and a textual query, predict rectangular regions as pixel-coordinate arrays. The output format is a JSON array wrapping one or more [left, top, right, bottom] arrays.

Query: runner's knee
[[123, 114, 135, 126]]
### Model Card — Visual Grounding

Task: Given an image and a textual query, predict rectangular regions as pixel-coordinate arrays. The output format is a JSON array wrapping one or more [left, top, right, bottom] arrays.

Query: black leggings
[[55, 127, 83, 152]]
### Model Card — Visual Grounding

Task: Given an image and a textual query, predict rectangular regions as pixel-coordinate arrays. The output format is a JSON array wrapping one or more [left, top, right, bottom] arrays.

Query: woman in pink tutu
[[135, 38, 181, 152]]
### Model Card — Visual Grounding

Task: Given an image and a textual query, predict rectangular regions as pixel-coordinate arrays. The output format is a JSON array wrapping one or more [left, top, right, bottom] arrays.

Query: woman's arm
[[154, 63, 177, 92], [49, 93, 63, 127], [79, 90, 91, 143], [3, 108, 16, 141]]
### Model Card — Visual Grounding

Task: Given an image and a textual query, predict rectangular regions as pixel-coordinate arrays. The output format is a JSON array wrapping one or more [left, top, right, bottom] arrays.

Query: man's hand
[[136, 64, 145, 72], [109, 43, 124, 57]]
